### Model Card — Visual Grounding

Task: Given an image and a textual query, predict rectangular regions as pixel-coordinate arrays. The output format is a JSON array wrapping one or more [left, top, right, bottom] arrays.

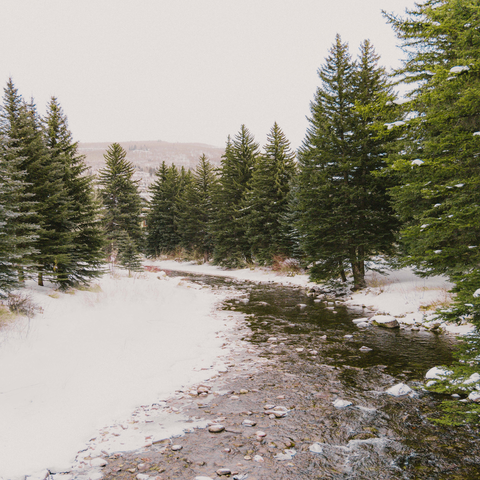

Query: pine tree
[[212, 126, 259, 267], [176, 154, 218, 261], [0, 134, 37, 295], [242, 122, 296, 264], [98, 143, 143, 260], [145, 162, 183, 256], [43, 97, 105, 285], [296, 35, 399, 289], [0, 79, 39, 288], [384, 0, 480, 321]]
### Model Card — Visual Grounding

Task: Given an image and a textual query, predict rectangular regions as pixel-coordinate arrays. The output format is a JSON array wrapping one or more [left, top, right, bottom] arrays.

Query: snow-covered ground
[[0, 270, 244, 479], [149, 259, 473, 335], [0, 260, 474, 478]]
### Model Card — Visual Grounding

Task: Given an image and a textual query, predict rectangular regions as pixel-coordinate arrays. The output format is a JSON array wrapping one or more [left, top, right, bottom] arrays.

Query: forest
[[0, 0, 479, 408]]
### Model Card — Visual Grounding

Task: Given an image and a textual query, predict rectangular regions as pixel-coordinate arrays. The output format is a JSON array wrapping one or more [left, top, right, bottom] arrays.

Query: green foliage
[[176, 154, 218, 261], [385, 0, 480, 323], [43, 97, 105, 286], [212, 126, 259, 267], [296, 35, 400, 289], [116, 230, 143, 275], [146, 162, 183, 256], [98, 143, 144, 259], [242, 122, 297, 264]]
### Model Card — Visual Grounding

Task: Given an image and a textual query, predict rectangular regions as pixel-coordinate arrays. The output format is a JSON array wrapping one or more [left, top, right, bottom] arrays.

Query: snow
[[386, 383, 413, 396], [450, 66, 469, 74], [0, 270, 240, 478], [425, 367, 452, 379]]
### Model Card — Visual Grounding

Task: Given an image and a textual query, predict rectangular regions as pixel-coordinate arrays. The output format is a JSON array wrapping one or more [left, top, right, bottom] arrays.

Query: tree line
[[1, 0, 479, 337]]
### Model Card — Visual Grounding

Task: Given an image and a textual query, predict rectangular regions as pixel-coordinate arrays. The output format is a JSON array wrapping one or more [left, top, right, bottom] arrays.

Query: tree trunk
[[350, 247, 366, 291], [339, 266, 347, 283], [38, 271, 44, 287]]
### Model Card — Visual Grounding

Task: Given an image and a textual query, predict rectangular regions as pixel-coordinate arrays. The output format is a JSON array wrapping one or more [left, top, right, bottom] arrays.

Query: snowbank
[[0, 270, 239, 478]]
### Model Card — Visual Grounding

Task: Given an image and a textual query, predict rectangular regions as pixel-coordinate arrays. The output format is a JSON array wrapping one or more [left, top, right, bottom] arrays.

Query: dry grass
[[271, 256, 303, 277], [419, 287, 454, 311], [365, 272, 394, 293], [0, 304, 16, 329]]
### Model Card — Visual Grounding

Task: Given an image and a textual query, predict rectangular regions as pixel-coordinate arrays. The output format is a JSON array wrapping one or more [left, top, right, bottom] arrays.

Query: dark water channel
[[167, 270, 480, 479]]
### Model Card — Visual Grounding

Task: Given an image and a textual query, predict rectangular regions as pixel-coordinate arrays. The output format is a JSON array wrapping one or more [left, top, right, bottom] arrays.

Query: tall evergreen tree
[[98, 143, 143, 262], [384, 0, 480, 424], [0, 79, 38, 287], [212, 126, 259, 267], [3, 91, 72, 287], [145, 162, 183, 256], [43, 97, 104, 285], [296, 35, 399, 289], [242, 122, 297, 264], [176, 154, 218, 260]]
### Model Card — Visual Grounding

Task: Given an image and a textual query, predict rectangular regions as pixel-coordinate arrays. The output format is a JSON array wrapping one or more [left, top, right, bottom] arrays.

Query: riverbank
[[0, 270, 247, 479], [147, 260, 475, 335]]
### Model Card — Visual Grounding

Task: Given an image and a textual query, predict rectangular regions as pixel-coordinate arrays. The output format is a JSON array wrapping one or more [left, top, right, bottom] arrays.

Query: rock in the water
[[333, 399, 352, 408], [371, 315, 399, 328], [352, 317, 369, 324], [208, 424, 225, 433], [255, 430, 267, 437], [359, 346, 372, 352], [90, 457, 108, 467], [468, 392, 480, 402], [309, 443, 323, 454], [425, 366, 453, 379], [386, 383, 413, 396], [274, 448, 296, 460], [216, 468, 231, 476], [356, 322, 370, 328], [242, 419, 256, 426], [171, 444, 183, 451]]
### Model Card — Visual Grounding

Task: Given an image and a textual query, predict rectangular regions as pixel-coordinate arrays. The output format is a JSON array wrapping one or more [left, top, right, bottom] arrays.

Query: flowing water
[[164, 271, 480, 479]]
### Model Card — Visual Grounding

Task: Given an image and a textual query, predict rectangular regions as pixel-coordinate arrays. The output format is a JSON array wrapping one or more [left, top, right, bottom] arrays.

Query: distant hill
[[78, 140, 224, 192]]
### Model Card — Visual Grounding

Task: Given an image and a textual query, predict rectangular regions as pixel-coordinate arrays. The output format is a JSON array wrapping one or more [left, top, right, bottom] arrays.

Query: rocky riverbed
[[69, 275, 480, 480]]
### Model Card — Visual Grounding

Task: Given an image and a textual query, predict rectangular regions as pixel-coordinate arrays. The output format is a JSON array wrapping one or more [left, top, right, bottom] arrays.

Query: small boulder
[[333, 399, 352, 408], [386, 383, 413, 396], [371, 315, 399, 328]]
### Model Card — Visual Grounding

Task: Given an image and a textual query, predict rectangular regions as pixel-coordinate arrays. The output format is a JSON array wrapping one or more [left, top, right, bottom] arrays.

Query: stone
[[137, 475, 151, 480], [171, 444, 183, 451], [309, 443, 323, 454], [356, 322, 370, 328], [242, 419, 256, 427], [333, 399, 352, 408], [239, 389, 249, 394], [194, 477, 213, 480], [352, 317, 369, 324], [371, 315, 399, 328], [90, 457, 108, 467], [386, 383, 413, 396], [216, 468, 232, 475], [255, 430, 267, 437], [359, 346, 372, 352], [425, 366, 453, 379], [264, 404, 276, 410], [197, 386, 210, 394], [274, 448, 296, 460], [468, 392, 480, 402], [208, 424, 225, 433], [253, 455, 264, 462]]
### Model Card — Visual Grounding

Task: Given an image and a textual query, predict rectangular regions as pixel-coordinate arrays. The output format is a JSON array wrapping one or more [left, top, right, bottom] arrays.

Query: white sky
[[0, 0, 416, 150]]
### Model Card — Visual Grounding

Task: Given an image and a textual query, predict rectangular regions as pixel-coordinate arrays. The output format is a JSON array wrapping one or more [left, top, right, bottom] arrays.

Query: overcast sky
[[0, 1, 416, 150]]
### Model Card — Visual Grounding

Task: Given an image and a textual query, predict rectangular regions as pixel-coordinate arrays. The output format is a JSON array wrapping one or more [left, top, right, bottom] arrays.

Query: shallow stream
[[162, 271, 480, 479]]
